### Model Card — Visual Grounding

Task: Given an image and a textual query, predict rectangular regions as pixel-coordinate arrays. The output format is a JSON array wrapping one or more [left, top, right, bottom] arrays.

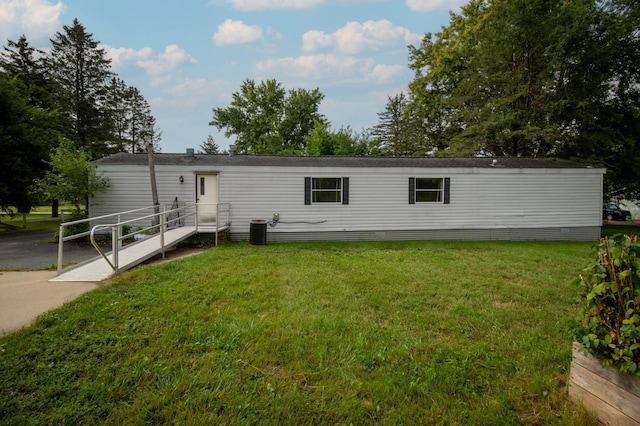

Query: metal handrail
[[57, 205, 163, 273], [195, 202, 231, 246], [58, 204, 196, 274], [89, 223, 118, 272], [57, 202, 229, 274]]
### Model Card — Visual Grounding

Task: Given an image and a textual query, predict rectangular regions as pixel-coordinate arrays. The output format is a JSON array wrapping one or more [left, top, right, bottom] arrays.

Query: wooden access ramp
[[50, 226, 197, 282]]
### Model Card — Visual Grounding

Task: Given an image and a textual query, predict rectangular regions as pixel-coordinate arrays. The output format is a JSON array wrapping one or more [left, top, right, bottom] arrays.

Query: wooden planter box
[[569, 342, 640, 425]]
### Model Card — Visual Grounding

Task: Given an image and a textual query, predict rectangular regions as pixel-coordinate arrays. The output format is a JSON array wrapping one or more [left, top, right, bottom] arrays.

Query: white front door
[[196, 174, 218, 224]]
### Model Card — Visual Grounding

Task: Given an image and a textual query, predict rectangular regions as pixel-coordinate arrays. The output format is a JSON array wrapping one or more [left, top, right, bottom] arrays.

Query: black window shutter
[[409, 177, 415, 204], [304, 177, 311, 205], [342, 177, 349, 204], [444, 177, 450, 204]]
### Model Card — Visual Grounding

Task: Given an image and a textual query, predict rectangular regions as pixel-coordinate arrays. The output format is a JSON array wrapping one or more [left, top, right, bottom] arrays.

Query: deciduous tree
[[210, 79, 325, 154], [38, 139, 109, 214], [304, 121, 374, 156], [0, 72, 59, 213], [404, 0, 640, 196]]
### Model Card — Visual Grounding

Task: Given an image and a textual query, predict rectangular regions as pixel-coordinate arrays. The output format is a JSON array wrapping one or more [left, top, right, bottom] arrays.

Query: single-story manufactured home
[[90, 151, 605, 242]]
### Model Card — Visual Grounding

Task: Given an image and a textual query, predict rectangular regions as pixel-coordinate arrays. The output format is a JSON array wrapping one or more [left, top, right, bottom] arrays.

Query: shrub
[[576, 234, 640, 376], [52, 212, 89, 243]]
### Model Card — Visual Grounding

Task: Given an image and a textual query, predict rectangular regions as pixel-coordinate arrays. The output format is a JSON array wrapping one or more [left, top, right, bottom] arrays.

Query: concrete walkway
[[0, 271, 100, 337], [0, 247, 208, 338]]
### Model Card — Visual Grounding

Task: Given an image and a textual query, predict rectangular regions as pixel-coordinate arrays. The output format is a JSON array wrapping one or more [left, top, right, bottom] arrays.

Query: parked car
[[603, 204, 632, 221]]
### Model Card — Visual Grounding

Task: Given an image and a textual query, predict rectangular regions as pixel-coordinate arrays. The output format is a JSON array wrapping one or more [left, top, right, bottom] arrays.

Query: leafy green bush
[[576, 234, 640, 376], [52, 212, 89, 243]]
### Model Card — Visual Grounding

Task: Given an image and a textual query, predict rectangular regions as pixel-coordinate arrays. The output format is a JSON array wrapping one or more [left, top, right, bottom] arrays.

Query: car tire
[[606, 214, 614, 221]]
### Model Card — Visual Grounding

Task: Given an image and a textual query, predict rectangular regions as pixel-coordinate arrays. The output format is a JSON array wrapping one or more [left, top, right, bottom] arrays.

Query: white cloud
[[153, 78, 230, 110], [216, 0, 324, 11], [0, 0, 65, 43], [136, 44, 197, 76], [368, 64, 405, 84], [101, 45, 153, 68], [405, 0, 466, 12], [256, 54, 370, 81], [302, 20, 421, 55], [255, 54, 408, 85], [213, 19, 263, 46]]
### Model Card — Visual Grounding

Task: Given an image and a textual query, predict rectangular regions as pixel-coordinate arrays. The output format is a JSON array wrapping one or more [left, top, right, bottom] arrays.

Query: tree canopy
[[0, 73, 58, 213], [210, 79, 325, 154], [0, 19, 158, 211], [372, 0, 639, 196], [47, 19, 114, 158], [304, 121, 375, 156], [38, 139, 109, 214]]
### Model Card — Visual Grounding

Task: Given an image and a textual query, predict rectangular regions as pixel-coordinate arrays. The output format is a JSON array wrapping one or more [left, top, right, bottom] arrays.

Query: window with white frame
[[305, 177, 349, 204], [409, 177, 450, 204]]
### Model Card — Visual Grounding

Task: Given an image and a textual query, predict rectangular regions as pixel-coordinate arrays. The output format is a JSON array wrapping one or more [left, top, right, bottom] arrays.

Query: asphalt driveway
[[0, 230, 103, 270]]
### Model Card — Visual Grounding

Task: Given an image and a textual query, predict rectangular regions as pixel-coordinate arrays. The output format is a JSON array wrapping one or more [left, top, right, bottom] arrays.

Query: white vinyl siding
[[90, 161, 604, 241]]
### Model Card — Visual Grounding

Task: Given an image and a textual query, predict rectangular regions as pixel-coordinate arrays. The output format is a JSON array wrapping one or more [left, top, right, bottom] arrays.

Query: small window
[[305, 177, 349, 205], [313, 178, 342, 203], [409, 177, 450, 204], [416, 178, 443, 202]]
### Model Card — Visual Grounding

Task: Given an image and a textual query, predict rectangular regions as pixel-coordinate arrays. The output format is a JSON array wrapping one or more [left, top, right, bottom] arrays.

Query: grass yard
[[0, 240, 600, 425], [0, 214, 60, 234]]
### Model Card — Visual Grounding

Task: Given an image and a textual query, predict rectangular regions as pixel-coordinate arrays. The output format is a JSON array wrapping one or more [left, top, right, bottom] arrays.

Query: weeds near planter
[[576, 234, 640, 375]]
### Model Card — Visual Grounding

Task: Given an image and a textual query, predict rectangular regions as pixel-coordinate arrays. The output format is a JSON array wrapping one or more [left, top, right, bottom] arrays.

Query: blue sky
[[0, 0, 465, 153]]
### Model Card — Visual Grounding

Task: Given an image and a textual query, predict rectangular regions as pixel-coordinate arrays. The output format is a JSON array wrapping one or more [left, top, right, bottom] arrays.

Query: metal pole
[[118, 214, 122, 249], [147, 141, 160, 227], [160, 206, 165, 259], [195, 202, 199, 233], [57, 224, 64, 274], [112, 226, 119, 274], [215, 203, 219, 246]]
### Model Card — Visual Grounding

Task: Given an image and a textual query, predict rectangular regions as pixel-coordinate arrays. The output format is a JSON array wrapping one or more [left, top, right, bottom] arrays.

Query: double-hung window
[[305, 177, 349, 204], [409, 177, 450, 204]]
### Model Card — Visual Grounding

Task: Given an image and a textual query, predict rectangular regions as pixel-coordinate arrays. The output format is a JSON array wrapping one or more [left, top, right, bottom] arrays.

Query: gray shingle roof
[[97, 152, 600, 169]]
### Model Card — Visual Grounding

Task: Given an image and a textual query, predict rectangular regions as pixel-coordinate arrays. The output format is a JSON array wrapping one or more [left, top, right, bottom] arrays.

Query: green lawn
[[0, 205, 77, 234], [0, 240, 600, 424], [0, 214, 60, 234]]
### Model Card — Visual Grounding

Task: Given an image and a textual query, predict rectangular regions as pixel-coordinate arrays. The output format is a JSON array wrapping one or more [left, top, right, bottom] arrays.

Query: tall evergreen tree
[[1, 36, 62, 213], [106, 77, 156, 153], [47, 18, 113, 158], [0, 35, 57, 110], [106, 76, 129, 152], [371, 93, 426, 156], [198, 135, 219, 154]]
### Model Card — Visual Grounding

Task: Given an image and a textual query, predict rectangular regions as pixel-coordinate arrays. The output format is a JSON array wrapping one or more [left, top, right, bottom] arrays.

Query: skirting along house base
[[90, 152, 605, 243]]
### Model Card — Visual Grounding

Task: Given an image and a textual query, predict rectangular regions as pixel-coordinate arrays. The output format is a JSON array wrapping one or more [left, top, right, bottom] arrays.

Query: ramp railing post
[[195, 202, 199, 232], [160, 206, 166, 259], [112, 225, 119, 274], [57, 223, 64, 273], [117, 214, 122, 249], [215, 203, 219, 246]]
